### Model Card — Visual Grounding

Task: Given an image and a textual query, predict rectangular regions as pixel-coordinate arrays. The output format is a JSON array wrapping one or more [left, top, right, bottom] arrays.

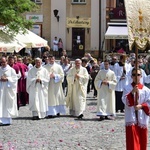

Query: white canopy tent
[[15, 29, 48, 48], [1, 26, 48, 48], [105, 26, 128, 39], [0, 30, 26, 53], [0, 42, 26, 53]]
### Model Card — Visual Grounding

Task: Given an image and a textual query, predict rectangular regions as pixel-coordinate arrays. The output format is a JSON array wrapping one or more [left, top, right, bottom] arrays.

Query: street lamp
[[53, 9, 60, 22]]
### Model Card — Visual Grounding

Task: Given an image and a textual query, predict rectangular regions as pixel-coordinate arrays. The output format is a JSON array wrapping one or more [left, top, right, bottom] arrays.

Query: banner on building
[[66, 18, 91, 28], [26, 15, 43, 23], [124, 0, 150, 50]]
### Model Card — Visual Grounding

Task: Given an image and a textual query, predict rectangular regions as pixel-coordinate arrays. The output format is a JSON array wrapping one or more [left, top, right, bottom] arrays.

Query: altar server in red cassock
[[122, 68, 150, 150]]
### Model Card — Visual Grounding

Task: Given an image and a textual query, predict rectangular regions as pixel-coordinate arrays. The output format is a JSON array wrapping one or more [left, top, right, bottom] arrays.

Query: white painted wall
[[91, 0, 99, 51], [51, 0, 66, 49]]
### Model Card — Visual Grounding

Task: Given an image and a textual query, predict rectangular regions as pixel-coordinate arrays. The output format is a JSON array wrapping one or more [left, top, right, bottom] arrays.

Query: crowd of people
[[0, 50, 150, 149]]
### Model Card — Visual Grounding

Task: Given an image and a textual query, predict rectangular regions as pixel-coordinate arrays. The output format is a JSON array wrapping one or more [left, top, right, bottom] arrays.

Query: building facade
[[105, 0, 129, 54], [27, 0, 131, 58], [26, 0, 108, 58]]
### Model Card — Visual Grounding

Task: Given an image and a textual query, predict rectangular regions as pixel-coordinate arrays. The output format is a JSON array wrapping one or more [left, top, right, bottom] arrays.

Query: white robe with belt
[[66, 66, 89, 116], [0, 65, 18, 124], [44, 63, 66, 115], [94, 69, 117, 116], [26, 66, 49, 118]]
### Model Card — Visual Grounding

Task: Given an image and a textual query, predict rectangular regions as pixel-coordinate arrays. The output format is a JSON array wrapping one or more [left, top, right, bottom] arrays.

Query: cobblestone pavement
[[0, 90, 150, 150]]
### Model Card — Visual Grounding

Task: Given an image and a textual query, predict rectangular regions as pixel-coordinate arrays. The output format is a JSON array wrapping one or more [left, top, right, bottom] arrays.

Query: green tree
[[0, 0, 38, 34]]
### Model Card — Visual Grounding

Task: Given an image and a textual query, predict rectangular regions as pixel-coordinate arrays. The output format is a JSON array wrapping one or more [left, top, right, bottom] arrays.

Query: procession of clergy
[[0, 53, 150, 126]]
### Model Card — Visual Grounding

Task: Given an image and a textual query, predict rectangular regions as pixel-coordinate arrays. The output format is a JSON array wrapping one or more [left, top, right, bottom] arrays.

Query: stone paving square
[[0, 90, 150, 150]]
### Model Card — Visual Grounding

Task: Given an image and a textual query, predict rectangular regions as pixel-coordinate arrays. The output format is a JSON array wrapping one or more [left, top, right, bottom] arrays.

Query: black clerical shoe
[[105, 116, 109, 119], [0, 123, 10, 126], [0, 123, 3, 126], [57, 113, 60, 116], [46, 115, 55, 119], [32, 116, 40, 120], [121, 110, 124, 113], [99, 116, 104, 121], [77, 114, 84, 119], [105, 116, 115, 120]]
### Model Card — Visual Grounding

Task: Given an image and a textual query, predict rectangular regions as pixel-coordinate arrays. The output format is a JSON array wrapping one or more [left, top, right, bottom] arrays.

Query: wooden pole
[[135, 45, 139, 122], [135, 45, 138, 85]]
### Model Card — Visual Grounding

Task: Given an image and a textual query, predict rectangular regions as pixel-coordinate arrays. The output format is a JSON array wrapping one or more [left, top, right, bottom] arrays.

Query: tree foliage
[[0, 0, 38, 34]]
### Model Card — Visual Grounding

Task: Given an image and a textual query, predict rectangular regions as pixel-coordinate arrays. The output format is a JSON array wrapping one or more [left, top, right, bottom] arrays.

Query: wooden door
[[72, 28, 85, 58]]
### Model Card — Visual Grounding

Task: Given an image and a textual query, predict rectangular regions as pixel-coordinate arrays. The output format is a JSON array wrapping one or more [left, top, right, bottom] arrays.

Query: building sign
[[112, 8, 126, 19], [67, 18, 91, 28], [26, 15, 43, 23], [30, 24, 42, 36]]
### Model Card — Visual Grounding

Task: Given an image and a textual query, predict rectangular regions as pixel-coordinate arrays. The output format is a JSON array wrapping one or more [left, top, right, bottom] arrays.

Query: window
[[31, 0, 42, 4], [72, 0, 86, 4], [116, 0, 124, 8]]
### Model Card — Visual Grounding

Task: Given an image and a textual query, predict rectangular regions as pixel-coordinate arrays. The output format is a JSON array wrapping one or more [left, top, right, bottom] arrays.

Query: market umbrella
[[15, 28, 48, 48], [0, 30, 26, 53]]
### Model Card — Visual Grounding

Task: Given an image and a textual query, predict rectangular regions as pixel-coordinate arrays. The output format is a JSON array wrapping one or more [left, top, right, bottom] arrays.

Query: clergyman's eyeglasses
[[132, 74, 141, 76]]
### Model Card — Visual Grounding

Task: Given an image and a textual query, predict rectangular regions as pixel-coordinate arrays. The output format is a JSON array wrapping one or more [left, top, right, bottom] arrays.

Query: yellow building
[[26, 0, 105, 58], [27, 0, 128, 58]]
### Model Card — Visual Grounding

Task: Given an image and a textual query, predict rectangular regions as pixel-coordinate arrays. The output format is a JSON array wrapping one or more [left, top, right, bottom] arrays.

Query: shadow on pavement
[[57, 115, 76, 118], [74, 115, 125, 122], [13, 117, 32, 120], [74, 118, 99, 122], [87, 102, 97, 106], [86, 98, 97, 101], [116, 113, 125, 120]]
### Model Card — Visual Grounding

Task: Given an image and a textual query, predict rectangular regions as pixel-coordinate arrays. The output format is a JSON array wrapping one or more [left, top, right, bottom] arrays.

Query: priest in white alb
[[44, 55, 66, 118], [0, 57, 18, 126], [27, 58, 49, 120], [66, 59, 89, 119], [94, 59, 117, 121]]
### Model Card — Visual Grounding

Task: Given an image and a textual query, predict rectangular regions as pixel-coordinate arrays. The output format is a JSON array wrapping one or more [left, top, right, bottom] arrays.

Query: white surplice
[[26, 66, 49, 118], [122, 83, 150, 150], [66, 66, 89, 116], [0, 65, 18, 124], [122, 84, 150, 127], [94, 69, 117, 116], [44, 63, 66, 115]]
